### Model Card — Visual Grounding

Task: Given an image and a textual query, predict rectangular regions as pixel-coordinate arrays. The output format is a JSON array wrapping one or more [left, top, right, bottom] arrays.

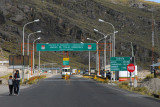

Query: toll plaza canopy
[[36, 43, 97, 51], [150, 62, 160, 67]]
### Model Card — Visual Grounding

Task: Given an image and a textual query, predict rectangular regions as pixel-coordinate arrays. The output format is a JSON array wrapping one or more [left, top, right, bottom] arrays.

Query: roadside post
[[127, 64, 135, 87]]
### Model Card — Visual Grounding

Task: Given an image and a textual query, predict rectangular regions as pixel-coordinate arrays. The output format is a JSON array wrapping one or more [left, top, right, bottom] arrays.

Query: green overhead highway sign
[[110, 57, 130, 71], [63, 61, 69, 65], [36, 43, 97, 51]]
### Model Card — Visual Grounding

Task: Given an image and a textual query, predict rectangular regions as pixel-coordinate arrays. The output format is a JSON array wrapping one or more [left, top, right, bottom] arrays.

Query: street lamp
[[98, 19, 116, 57], [87, 36, 107, 76], [81, 42, 91, 75], [23, 19, 40, 55], [22, 19, 40, 82], [94, 29, 118, 72], [27, 30, 41, 56], [33, 37, 41, 74]]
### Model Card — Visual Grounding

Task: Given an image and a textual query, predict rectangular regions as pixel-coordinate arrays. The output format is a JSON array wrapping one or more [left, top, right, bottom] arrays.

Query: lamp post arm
[[27, 32, 41, 56], [24, 21, 37, 28], [103, 21, 115, 32], [33, 38, 39, 44], [88, 39, 98, 43], [98, 36, 108, 43]]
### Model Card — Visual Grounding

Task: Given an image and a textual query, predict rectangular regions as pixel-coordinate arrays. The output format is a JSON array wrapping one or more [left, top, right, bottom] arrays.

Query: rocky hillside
[[0, 0, 160, 69]]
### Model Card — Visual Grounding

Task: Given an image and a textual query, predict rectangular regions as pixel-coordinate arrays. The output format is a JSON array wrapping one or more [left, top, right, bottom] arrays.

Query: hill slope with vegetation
[[0, 0, 160, 69]]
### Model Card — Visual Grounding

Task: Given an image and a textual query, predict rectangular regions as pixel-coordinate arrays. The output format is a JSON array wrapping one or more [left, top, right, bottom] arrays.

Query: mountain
[[0, 0, 160, 69]]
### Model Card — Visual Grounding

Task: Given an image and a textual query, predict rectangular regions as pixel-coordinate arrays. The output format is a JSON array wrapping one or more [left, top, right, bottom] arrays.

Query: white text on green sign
[[36, 43, 97, 51], [110, 57, 130, 71]]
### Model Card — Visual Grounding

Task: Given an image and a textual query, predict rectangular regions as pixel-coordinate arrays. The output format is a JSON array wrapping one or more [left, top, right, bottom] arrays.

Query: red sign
[[41, 45, 45, 49], [88, 45, 92, 49], [127, 64, 135, 72], [62, 65, 70, 68]]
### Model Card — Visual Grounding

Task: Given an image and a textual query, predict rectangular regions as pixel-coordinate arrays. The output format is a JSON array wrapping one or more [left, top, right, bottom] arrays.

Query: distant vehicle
[[80, 71, 83, 75], [102, 70, 111, 80], [48, 70, 52, 73], [90, 68, 95, 74], [61, 68, 71, 78], [72, 69, 77, 75], [83, 70, 89, 75]]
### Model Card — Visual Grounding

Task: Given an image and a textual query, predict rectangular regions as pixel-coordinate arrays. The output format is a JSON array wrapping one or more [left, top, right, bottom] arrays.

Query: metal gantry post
[[89, 51, 91, 75], [33, 42, 35, 74], [104, 38, 106, 72], [97, 42, 99, 76], [39, 51, 40, 72]]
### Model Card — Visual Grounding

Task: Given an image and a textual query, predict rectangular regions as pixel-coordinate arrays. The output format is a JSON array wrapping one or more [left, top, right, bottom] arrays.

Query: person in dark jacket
[[13, 70, 20, 95]]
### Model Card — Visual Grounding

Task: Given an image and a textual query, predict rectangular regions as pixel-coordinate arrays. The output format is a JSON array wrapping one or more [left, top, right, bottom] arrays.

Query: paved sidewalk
[[0, 85, 30, 95], [0, 73, 58, 95]]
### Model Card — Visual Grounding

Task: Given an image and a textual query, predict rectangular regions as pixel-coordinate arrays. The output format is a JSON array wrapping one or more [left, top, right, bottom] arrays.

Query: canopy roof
[[150, 62, 160, 67]]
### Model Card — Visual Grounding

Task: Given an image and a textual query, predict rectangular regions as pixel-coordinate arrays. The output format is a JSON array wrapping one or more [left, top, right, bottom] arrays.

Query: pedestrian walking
[[13, 70, 20, 95], [8, 75, 13, 95]]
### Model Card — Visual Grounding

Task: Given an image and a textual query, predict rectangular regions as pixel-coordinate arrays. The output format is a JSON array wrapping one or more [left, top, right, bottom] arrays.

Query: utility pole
[[152, 12, 155, 74], [131, 42, 137, 87]]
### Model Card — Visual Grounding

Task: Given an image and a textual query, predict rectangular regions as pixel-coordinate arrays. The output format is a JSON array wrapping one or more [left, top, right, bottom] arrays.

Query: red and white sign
[[88, 45, 92, 49], [62, 65, 70, 69], [127, 64, 135, 73], [41, 45, 45, 49]]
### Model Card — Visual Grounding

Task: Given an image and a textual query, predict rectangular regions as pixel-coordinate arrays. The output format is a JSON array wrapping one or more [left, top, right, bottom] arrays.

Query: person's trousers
[[9, 85, 13, 94], [14, 81, 20, 94]]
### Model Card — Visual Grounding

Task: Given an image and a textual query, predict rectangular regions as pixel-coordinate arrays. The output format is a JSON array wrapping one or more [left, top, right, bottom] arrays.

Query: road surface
[[0, 74, 160, 107]]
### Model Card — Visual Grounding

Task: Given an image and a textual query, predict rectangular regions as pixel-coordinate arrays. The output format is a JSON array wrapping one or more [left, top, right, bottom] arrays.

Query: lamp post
[[22, 19, 40, 82], [94, 29, 118, 71], [98, 19, 117, 81], [81, 42, 91, 75], [98, 19, 116, 57], [23, 19, 40, 55], [87, 36, 108, 76], [39, 51, 41, 72], [38, 43, 49, 74], [33, 37, 41, 74], [27, 31, 41, 56]]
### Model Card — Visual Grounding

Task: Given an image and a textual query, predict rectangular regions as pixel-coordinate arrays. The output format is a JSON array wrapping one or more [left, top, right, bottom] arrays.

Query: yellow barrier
[[65, 74, 70, 80], [82, 75, 109, 83]]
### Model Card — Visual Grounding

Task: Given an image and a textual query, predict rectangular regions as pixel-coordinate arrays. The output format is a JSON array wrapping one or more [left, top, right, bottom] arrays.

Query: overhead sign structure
[[127, 64, 135, 73], [110, 57, 130, 71], [36, 43, 97, 51]]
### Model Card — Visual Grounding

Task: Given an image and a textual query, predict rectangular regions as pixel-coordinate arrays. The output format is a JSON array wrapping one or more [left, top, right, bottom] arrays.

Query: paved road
[[0, 74, 160, 107]]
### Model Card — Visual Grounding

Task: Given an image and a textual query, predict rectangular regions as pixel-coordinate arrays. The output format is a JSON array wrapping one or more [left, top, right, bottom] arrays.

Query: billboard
[[9, 55, 29, 66]]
